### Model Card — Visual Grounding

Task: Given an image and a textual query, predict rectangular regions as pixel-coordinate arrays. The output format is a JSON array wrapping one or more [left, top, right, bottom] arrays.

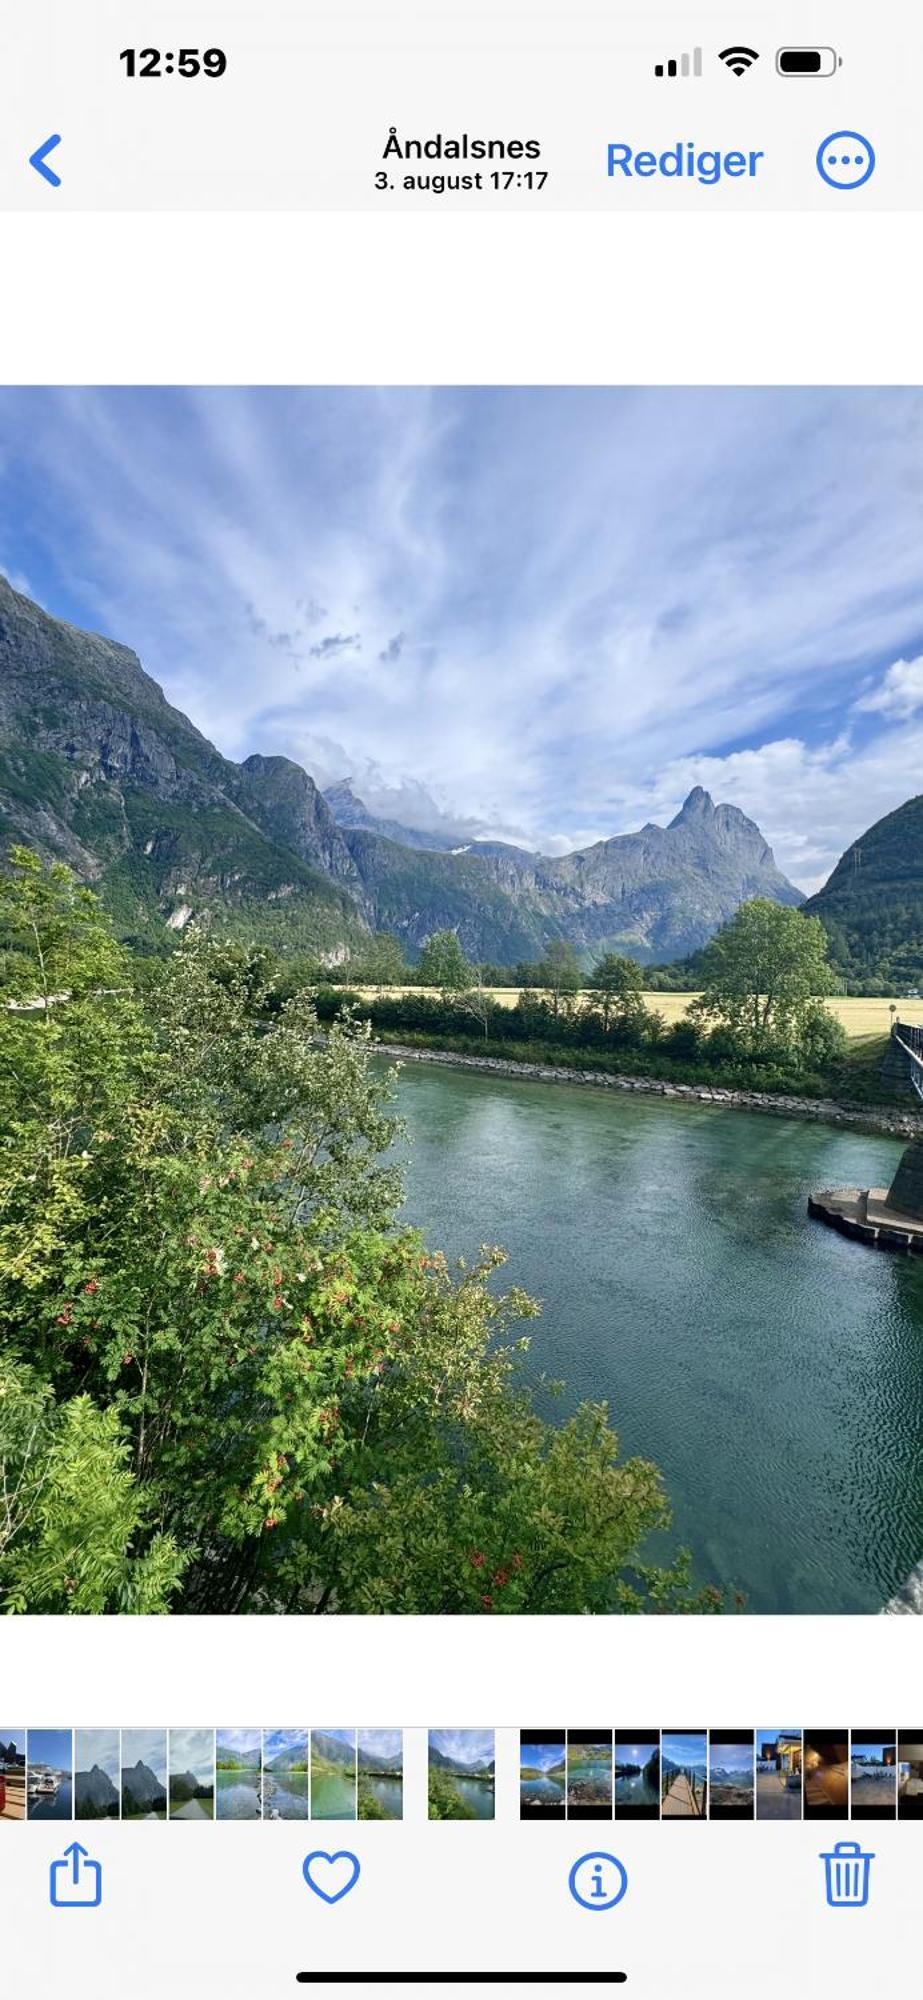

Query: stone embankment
[[370, 1041, 919, 1139]]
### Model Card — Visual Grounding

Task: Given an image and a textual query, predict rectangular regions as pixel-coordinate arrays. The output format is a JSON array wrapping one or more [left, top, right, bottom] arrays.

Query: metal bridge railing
[[893, 1024, 923, 1106]]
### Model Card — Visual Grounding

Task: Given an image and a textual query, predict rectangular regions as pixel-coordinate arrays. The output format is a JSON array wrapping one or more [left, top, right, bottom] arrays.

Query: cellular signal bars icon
[[654, 47, 702, 78]]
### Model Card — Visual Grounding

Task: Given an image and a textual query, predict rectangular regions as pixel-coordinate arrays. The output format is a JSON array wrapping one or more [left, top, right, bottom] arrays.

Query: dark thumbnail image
[[614, 1731, 660, 1818], [756, 1729, 802, 1820], [850, 1730, 896, 1819], [709, 1730, 754, 1819], [803, 1731, 849, 1820], [520, 1729, 566, 1819], [898, 1734, 923, 1819]]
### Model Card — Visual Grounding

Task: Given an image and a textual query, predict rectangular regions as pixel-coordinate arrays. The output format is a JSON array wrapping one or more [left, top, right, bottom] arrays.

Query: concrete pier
[[808, 1185, 923, 1253]]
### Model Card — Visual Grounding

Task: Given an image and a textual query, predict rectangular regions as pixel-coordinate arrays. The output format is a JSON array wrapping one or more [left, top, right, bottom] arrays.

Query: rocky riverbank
[[371, 1040, 919, 1139]]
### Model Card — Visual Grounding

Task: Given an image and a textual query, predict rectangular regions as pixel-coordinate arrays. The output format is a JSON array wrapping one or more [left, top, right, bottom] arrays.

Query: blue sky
[[616, 1741, 657, 1764], [521, 1740, 565, 1771], [757, 1729, 800, 1757], [2, 387, 923, 888], [27, 1729, 72, 1771], [263, 1729, 308, 1766], [663, 1733, 707, 1767]]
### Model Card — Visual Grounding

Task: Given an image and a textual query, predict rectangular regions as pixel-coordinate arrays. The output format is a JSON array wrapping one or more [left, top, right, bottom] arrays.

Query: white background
[[1, 210, 921, 1726], [1, 202, 921, 1992]]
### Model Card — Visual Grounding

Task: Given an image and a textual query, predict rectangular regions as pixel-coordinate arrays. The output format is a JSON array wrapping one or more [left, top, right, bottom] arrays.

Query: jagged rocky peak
[[240, 754, 359, 881]]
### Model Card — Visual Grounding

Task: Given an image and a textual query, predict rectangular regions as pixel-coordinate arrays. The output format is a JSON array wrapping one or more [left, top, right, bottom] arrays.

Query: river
[[216, 1769, 261, 1820], [391, 1061, 923, 1614]]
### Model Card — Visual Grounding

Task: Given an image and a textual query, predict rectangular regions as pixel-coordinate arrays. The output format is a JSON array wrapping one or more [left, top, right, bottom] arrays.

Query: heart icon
[[302, 1850, 361, 1905]]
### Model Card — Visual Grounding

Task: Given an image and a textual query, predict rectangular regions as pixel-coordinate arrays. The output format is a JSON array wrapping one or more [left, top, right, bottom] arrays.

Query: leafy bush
[[0, 848, 716, 1616]]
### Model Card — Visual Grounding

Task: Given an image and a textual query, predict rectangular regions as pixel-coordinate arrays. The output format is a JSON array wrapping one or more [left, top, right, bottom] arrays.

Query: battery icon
[[776, 47, 841, 75]]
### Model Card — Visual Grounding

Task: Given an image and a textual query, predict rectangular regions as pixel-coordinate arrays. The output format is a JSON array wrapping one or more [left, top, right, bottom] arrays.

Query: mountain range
[[74, 1763, 120, 1816], [0, 574, 814, 966], [121, 1760, 167, 1814], [311, 1732, 356, 1768], [428, 1745, 496, 1777], [803, 793, 923, 990]]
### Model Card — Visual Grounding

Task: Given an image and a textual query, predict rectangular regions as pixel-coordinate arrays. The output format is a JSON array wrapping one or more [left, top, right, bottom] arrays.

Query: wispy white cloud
[[429, 1729, 494, 1766], [1, 387, 922, 890]]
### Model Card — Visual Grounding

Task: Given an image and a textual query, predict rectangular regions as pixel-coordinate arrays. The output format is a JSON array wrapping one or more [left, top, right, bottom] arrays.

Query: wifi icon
[[719, 45, 760, 75]]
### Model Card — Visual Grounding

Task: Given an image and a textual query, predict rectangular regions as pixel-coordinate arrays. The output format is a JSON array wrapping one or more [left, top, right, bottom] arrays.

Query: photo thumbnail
[[428, 1732, 495, 1821], [216, 1729, 262, 1821], [897, 1735, 923, 1820], [661, 1732, 708, 1820], [261, 1731, 309, 1821], [803, 1732, 849, 1821], [169, 1730, 215, 1822], [358, 1730, 403, 1821], [311, 1730, 357, 1821], [614, 1732, 660, 1820], [709, 1730, 754, 1820], [26, 1730, 73, 1821], [0, 1731, 25, 1821], [756, 1729, 802, 1820], [0, 387, 922, 1620], [567, 1731, 613, 1821], [850, 1731, 896, 1820], [121, 1730, 168, 1821], [75, 1730, 120, 1821], [520, 1730, 567, 1820]]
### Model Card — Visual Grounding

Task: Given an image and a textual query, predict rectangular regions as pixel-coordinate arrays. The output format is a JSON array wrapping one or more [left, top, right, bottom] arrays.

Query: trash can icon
[[820, 1839, 874, 1908]]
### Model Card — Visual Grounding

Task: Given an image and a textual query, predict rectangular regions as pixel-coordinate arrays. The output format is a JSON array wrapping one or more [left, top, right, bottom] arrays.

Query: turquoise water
[[567, 1751, 612, 1809], [216, 1770, 260, 1820], [521, 1774, 566, 1804], [391, 1062, 923, 1613], [263, 1772, 309, 1820], [311, 1767, 356, 1819]]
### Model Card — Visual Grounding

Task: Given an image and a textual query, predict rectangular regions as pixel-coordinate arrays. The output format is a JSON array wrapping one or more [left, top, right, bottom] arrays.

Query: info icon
[[568, 1851, 629, 1911]]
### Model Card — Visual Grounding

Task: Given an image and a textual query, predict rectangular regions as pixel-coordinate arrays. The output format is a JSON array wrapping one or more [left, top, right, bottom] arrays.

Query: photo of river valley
[[393, 1063, 923, 1614], [4, 385, 923, 1621]]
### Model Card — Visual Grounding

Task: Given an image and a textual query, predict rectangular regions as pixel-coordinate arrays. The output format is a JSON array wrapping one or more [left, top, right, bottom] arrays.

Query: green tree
[[459, 967, 495, 1038], [417, 928, 472, 995], [588, 951, 645, 1032], [350, 932, 408, 990], [0, 850, 720, 1616], [0, 1356, 183, 1613], [537, 939, 581, 1018], [691, 899, 842, 1058], [427, 1766, 475, 1820]]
